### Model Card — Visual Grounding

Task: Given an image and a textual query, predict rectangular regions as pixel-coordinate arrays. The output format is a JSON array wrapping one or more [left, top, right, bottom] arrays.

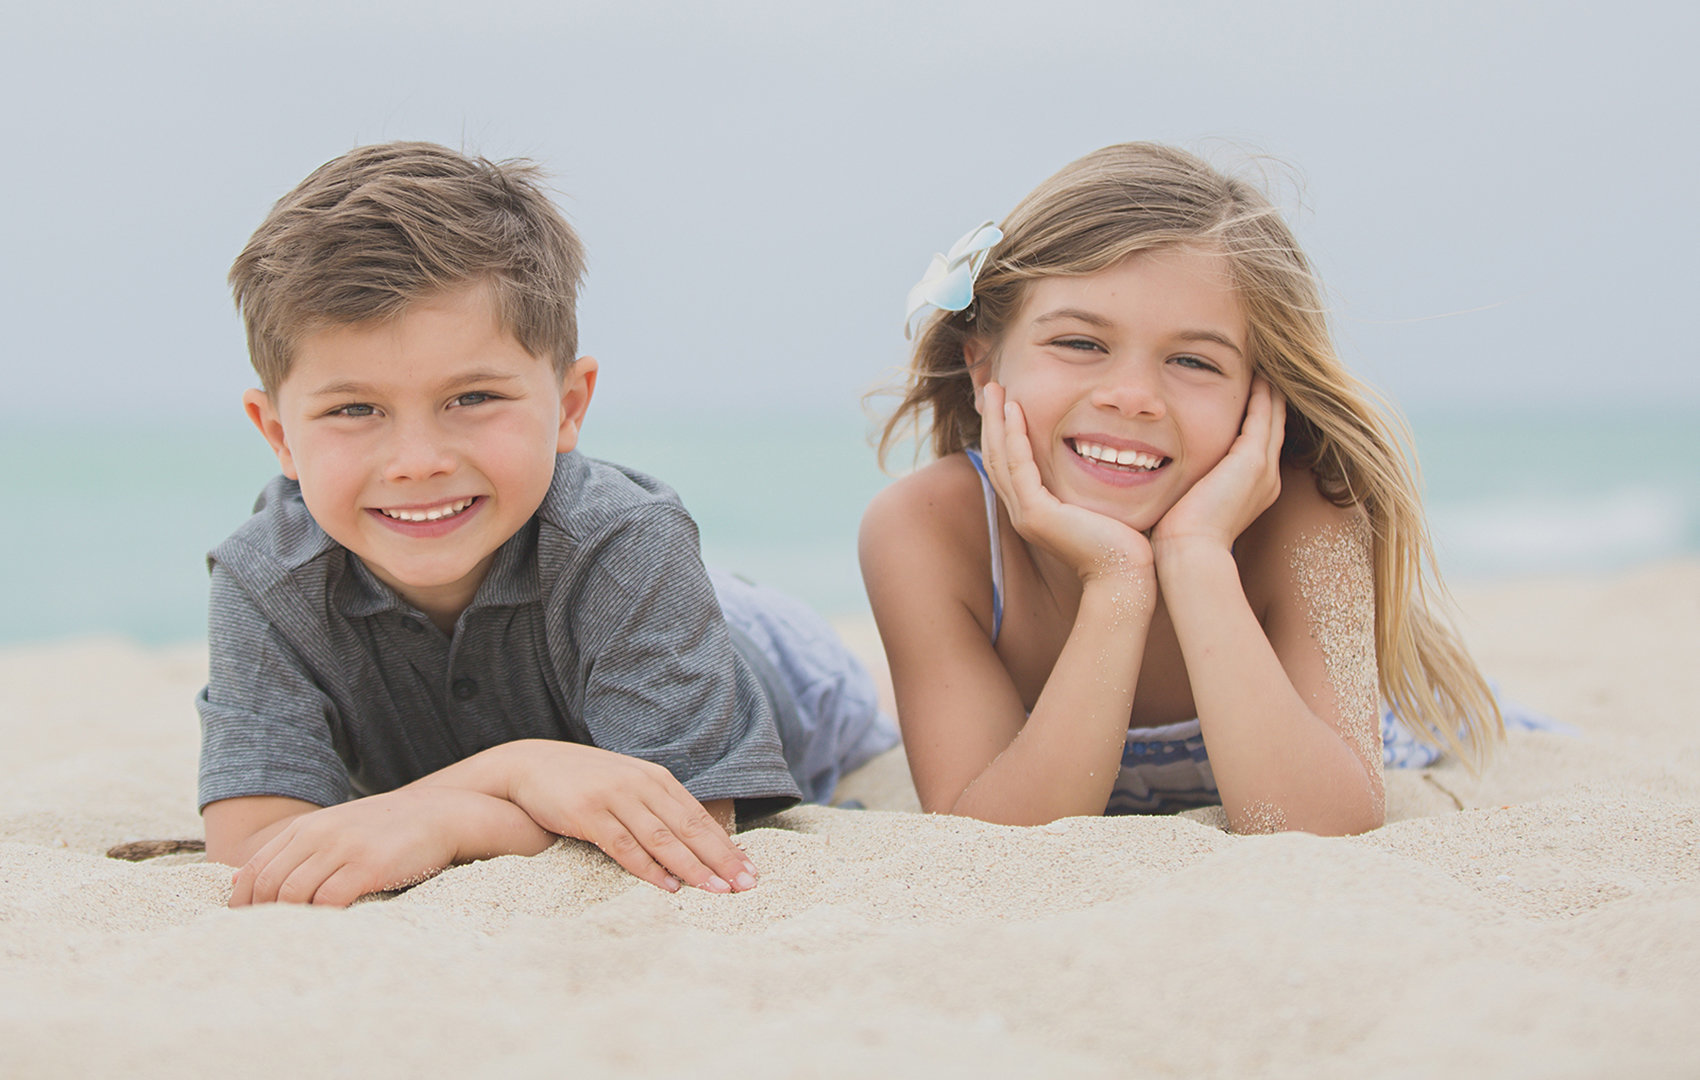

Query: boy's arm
[[211, 746, 749, 908], [560, 502, 802, 820], [215, 785, 555, 907], [408, 739, 752, 893]]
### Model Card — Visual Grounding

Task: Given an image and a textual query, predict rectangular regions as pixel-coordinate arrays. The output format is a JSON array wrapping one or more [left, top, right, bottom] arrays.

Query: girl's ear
[[556, 356, 599, 453], [243, 388, 297, 480], [962, 336, 994, 414]]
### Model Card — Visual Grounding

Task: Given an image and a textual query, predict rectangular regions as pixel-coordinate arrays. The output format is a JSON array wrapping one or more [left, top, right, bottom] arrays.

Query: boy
[[201, 141, 892, 906]]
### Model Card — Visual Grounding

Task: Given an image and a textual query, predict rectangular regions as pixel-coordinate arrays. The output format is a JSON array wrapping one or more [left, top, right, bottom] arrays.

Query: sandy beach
[[2, 561, 1697, 1078]]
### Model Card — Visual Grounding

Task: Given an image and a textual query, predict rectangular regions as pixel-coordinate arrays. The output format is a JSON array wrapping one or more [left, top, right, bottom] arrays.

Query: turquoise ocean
[[3, 405, 1696, 646]]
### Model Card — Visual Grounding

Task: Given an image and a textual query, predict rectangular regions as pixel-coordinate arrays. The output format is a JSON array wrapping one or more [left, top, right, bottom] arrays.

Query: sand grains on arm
[[1245, 470, 1385, 826]]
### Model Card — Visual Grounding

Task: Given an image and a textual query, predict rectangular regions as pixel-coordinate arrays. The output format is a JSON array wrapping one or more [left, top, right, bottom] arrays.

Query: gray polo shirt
[[196, 452, 801, 820]]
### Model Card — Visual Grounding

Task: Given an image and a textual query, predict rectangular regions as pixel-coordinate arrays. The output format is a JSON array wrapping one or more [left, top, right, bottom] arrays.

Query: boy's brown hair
[[230, 141, 585, 392]]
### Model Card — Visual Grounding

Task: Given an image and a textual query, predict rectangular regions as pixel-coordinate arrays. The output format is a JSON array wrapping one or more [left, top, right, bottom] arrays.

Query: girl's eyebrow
[[1174, 330, 1245, 357], [1032, 309, 1245, 357], [1032, 307, 1114, 328]]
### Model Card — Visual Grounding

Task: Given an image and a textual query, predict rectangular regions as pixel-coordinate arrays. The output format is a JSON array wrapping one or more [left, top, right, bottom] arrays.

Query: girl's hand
[[980, 382, 1154, 587], [1152, 376, 1287, 557]]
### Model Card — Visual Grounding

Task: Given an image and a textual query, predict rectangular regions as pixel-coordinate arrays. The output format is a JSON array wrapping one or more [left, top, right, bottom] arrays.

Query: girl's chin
[[1064, 493, 1165, 533]]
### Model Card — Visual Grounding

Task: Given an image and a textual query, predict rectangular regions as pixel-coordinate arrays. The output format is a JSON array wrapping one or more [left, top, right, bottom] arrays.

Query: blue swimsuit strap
[[962, 449, 1004, 644]]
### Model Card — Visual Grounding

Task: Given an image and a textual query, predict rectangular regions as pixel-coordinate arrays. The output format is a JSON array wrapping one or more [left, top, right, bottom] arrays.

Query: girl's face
[[968, 245, 1254, 532]]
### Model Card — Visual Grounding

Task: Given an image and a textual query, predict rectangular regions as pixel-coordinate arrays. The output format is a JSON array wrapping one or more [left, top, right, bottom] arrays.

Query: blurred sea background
[[2, 0, 1696, 646]]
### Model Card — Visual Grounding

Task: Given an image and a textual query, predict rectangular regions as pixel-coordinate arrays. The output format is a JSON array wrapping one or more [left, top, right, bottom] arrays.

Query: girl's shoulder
[[860, 453, 991, 543], [1237, 464, 1372, 602], [859, 453, 998, 613]]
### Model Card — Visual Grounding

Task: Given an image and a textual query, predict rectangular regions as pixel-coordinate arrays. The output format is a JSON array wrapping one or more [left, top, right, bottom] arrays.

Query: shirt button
[[452, 677, 479, 701]]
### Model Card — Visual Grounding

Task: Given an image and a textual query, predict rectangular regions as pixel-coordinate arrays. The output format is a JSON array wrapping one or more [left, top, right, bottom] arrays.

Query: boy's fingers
[[238, 841, 302, 906], [582, 812, 688, 894], [618, 801, 737, 893], [311, 865, 372, 908], [228, 832, 284, 907], [228, 864, 254, 908], [274, 852, 337, 905], [652, 795, 755, 890]]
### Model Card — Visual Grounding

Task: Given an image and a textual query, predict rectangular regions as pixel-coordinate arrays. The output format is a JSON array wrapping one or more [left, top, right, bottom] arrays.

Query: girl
[[860, 142, 1499, 835]]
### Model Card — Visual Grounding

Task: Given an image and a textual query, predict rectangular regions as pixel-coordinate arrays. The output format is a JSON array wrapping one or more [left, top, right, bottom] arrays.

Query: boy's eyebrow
[[1032, 309, 1245, 356], [304, 370, 527, 398]]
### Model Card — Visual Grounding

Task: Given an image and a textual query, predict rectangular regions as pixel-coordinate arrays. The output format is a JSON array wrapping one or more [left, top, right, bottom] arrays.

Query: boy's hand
[[504, 741, 757, 895], [229, 787, 476, 908]]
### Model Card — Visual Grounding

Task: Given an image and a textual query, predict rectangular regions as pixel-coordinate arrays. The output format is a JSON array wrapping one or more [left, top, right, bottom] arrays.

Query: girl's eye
[[1171, 354, 1223, 374], [1050, 337, 1104, 353], [330, 403, 376, 418]]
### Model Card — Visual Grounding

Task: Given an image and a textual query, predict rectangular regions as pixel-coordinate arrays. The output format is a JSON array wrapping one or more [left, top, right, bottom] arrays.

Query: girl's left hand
[[1151, 376, 1287, 555], [981, 382, 1155, 586]]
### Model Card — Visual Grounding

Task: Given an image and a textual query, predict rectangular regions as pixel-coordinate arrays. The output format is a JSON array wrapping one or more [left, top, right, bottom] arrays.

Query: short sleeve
[[561, 505, 800, 819], [196, 563, 351, 811]]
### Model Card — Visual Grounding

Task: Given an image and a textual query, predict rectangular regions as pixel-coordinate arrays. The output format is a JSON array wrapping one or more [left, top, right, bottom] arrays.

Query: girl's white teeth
[[381, 498, 474, 522], [1073, 440, 1164, 470]]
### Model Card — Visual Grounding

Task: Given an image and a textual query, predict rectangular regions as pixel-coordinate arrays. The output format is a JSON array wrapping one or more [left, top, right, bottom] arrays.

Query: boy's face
[[244, 284, 595, 627]]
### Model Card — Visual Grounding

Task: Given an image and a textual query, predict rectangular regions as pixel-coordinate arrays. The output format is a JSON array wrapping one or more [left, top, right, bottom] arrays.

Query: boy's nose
[[381, 421, 457, 482]]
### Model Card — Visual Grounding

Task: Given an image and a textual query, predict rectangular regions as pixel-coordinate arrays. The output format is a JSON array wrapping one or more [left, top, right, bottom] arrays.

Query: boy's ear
[[242, 388, 298, 480], [556, 356, 598, 454]]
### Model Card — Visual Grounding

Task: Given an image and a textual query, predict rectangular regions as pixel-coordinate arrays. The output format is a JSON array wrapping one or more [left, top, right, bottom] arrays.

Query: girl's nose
[[382, 418, 457, 482], [1089, 359, 1166, 418]]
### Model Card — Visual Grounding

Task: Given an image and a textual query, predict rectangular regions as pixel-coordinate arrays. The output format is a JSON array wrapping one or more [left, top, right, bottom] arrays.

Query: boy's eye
[[330, 403, 376, 418], [451, 392, 494, 408]]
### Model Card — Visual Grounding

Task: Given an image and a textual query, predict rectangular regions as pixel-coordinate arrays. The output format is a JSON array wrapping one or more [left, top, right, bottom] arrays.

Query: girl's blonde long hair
[[880, 142, 1501, 762]]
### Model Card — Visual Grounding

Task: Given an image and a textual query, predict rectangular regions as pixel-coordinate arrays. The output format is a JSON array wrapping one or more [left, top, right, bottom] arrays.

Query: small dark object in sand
[[106, 839, 207, 861]]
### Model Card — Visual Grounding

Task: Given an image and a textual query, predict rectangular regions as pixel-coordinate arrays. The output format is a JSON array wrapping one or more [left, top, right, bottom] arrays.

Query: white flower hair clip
[[903, 221, 1003, 339]]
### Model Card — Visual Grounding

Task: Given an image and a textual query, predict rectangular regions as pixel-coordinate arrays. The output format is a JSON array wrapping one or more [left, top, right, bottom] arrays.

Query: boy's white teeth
[[1073, 440, 1164, 470], [381, 498, 475, 522]]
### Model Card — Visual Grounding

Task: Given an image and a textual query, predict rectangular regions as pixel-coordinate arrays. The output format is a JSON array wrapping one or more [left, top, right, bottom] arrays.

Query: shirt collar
[[333, 518, 542, 620]]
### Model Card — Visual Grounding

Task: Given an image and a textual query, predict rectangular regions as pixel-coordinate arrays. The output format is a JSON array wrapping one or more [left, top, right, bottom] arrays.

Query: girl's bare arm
[[861, 394, 1156, 825]]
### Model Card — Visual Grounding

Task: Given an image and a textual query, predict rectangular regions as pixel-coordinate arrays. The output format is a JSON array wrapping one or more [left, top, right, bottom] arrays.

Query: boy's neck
[[364, 552, 498, 636]]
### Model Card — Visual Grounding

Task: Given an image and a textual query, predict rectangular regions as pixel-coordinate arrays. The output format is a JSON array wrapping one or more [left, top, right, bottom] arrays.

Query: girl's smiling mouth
[[1067, 438, 1169, 473]]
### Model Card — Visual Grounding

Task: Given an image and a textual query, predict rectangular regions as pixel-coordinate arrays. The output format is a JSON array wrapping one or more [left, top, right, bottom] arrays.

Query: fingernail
[[705, 875, 731, 893], [734, 871, 756, 891], [662, 875, 681, 893], [742, 859, 758, 879], [230, 870, 240, 884]]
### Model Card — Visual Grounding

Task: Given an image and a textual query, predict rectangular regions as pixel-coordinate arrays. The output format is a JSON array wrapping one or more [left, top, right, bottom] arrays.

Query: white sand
[[3, 563, 1698, 1077]]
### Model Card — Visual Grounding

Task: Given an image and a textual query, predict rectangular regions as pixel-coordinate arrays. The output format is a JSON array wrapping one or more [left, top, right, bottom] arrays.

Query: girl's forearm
[[1156, 542, 1381, 835], [951, 580, 1152, 825]]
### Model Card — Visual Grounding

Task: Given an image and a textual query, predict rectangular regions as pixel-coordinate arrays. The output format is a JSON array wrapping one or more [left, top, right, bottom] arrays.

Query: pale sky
[[3, 0, 1695, 422]]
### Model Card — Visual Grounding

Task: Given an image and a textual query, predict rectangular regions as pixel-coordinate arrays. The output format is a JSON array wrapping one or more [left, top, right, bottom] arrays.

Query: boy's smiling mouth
[[372, 497, 482, 524], [1067, 438, 1168, 472]]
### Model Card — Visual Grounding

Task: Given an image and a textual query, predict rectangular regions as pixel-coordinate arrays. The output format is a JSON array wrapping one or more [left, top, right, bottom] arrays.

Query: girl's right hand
[[980, 382, 1154, 587]]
